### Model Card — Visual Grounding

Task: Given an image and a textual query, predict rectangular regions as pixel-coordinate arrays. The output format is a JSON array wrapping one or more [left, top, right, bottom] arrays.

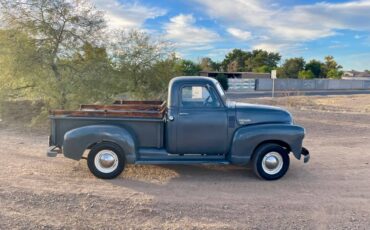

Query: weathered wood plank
[[51, 100, 167, 119]]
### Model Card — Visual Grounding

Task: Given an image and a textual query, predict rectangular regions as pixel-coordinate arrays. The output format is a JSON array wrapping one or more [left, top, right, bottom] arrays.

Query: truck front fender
[[230, 124, 305, 165], [63, 125, 136, 163]]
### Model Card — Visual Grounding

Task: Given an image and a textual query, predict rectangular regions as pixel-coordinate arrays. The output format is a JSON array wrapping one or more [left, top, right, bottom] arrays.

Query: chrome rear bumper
[[301, 147, 310, 163]]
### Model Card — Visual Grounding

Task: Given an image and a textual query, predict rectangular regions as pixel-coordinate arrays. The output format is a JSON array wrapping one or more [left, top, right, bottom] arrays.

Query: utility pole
[[271, 70, 277, 98]]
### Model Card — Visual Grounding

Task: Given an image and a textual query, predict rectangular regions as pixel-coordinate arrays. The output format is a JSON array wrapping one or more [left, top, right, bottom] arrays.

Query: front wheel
[[87, 142, 125, 179], [252, 144, 290, 180]]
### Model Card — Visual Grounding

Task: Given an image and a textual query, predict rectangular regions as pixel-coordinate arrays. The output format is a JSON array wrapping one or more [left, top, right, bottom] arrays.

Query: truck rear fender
[[229, 124, 305, 165], [63, 125, 136, 163]]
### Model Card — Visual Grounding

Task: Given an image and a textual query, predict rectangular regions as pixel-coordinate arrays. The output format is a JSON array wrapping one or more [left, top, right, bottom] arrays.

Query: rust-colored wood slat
[[51, 110, 165, 119], [80, 104, 164, 111], [113, 100, 163, 105], [51, 100, 167, 119]]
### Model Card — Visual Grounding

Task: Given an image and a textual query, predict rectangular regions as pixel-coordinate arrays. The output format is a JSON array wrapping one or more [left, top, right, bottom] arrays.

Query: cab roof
[[169, 76, 218, 85], [167, 76, 221, 108]]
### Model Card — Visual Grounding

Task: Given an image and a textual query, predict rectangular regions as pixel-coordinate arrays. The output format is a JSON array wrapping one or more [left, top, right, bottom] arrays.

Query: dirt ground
[[0, 95, 370, 229]]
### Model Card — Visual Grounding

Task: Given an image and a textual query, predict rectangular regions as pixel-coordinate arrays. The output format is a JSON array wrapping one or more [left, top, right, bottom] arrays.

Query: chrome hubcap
[[99, 153, 115, 168], [94, 150, 118, 173], [262, 152, 283, 175], [265, 156, 279, 169]]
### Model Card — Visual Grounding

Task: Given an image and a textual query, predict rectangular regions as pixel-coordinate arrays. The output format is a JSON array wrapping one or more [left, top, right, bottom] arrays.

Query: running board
[[137, 148, 228, 164], [135, 160, 230, 165]]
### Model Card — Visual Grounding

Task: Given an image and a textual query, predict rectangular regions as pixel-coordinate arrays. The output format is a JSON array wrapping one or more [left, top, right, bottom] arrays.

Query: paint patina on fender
[[230, 124, 305, 165], [63, 125, 136, 162]]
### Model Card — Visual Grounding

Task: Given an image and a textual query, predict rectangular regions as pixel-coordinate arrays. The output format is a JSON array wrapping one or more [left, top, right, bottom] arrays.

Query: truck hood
[[231, 102, 293, 125]]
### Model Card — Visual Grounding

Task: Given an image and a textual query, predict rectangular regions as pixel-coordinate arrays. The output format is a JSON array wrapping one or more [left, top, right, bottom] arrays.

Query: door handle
[[179, 112, 189, 116]]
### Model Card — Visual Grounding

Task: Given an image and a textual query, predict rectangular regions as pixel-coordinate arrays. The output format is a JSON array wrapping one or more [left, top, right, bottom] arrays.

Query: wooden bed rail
[[51, 100, 167, 119]]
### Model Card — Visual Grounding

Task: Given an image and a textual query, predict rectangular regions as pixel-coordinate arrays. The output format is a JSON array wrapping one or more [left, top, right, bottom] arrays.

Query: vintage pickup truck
[[48, 76, 309, 180]]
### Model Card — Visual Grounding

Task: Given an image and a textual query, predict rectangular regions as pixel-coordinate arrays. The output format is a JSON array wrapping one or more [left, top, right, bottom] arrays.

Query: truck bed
[[49, 100, 166, 149], [50, 100, 166, 119]]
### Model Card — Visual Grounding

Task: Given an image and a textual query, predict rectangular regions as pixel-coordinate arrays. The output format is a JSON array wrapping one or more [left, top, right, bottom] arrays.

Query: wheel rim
[[262, 152, 283, 175], [94, 150, 119, 174]]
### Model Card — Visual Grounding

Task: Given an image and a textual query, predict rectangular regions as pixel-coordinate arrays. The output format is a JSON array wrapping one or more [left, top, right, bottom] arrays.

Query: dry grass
[[246, 94, 370, 114], [313, 95, 370, 113]]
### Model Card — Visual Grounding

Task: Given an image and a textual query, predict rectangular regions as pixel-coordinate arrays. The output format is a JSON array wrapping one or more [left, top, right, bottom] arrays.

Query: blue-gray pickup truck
[[48, 76, 309, 180]]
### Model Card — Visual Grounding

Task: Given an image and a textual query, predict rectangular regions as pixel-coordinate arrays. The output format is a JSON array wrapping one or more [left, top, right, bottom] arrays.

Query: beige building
[[342, 71, 370, 80]]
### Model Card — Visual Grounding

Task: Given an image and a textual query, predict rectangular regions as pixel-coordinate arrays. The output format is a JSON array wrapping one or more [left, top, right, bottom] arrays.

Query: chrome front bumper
[[47, 146, 62, 157]]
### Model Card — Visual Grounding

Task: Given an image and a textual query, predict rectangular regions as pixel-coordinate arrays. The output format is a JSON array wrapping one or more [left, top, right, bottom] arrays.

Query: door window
[[181, 86, 220, 108]]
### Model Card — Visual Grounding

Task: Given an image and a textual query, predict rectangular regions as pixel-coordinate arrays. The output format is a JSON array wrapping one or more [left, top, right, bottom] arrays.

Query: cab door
[[175, 84, 228, 155]]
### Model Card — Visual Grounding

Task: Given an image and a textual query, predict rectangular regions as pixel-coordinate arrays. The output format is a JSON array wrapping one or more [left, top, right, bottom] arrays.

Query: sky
[[92, 0, 370, 70]]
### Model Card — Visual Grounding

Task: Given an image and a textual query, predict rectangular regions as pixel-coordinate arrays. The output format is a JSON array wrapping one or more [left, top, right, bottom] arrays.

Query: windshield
[[215, 82, 227, 104]]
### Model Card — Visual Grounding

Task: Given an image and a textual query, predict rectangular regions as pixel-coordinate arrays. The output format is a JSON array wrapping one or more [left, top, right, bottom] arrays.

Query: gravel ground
[[0, 96, 370, 229]]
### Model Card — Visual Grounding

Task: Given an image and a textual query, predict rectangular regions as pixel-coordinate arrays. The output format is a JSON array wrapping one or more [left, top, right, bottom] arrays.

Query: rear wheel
[[87, 142, 125, 179], [252, 144, 290, 180]]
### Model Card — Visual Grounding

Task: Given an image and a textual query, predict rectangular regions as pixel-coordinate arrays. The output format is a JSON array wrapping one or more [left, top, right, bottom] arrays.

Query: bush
[[298, 70, 314, 79], [215, 73, 229, 91], [0, 100, 44, 126], [253, 65, 271, 73], [327, 69, 342, 79]]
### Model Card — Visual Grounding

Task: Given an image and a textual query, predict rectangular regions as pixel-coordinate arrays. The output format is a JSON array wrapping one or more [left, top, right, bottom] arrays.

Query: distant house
[[342, 71, 370, 80], [199, 71, 270, 79]]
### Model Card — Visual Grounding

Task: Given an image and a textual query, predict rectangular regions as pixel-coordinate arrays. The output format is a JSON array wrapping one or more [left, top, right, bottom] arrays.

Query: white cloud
[[253, 42, 310, 58], [163, 14, 220, 49], [93, 0, 166, 29], [252, 43, 286, 52], [227, 28, 252, 40], [192, 0, 370, 50]]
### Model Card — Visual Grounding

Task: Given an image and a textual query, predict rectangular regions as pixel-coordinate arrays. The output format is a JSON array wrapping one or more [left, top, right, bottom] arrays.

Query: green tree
[[211, 62, 222, 72], [199, 57, 214, 71], [66, 43, 117, 106], [253, 65, 271, 73], [324, 56, 342, 70], [0, 29, 41, 101], [222, 49, 251, 72], [0, 0, 106, 109], [323, 56, 343, 79], [221, 49, 281, 72], [112, 30, 176, 99], [147, 56, 183, 99], [279, 58, 305, 78], [175, 59, 201, 76], [298, 70, 314, 79], [246, 49, 281, 72], [227, 60, 240, 72], [326, 69, 342, 79], [305, 60, 324, 78]]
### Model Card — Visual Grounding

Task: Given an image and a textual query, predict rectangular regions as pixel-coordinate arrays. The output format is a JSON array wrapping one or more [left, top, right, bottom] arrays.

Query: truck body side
[[49, 76, 307, 166]]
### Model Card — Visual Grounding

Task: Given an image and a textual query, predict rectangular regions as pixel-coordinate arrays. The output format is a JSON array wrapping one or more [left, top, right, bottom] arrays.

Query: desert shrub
[[0, 100, 44, 125]]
